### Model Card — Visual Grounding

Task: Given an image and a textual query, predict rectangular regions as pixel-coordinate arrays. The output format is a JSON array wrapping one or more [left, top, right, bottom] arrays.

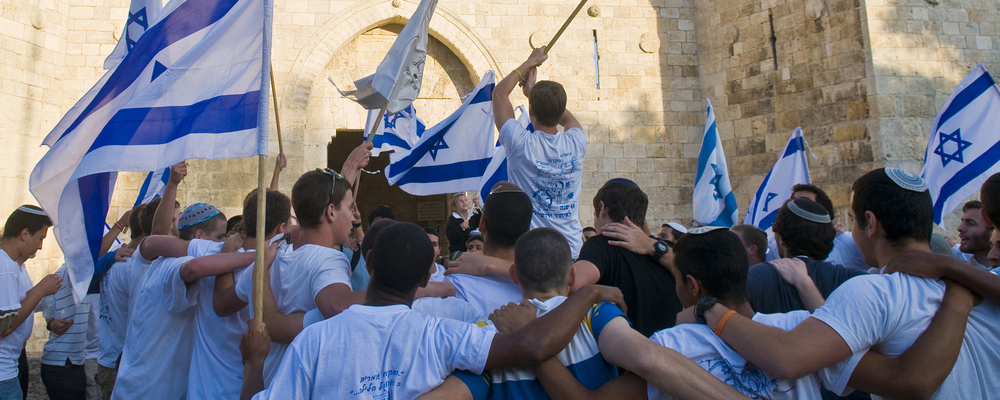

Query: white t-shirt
[[811, 271, 1000, 399], [429, 263, 445, 282], [412, 296, 482, 324], [98, 257, 134, 368], [0, 252, 32, 381], [253, 304, 495, 400], [235, 243, 352, 386], [499, 118, 587, 258], [445, 273, 522, 321], [112, 256, 199, 400], [648, 311, 850, 400], [824, 232, 870, 271], [187, 242, 251, 400]]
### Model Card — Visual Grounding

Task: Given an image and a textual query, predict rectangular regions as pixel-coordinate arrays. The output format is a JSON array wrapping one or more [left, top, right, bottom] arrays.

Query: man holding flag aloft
[[492, 47, 587, 258]]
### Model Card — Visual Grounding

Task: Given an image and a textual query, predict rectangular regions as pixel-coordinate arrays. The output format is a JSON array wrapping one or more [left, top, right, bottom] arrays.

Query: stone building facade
[[1, 0, 997, 349]]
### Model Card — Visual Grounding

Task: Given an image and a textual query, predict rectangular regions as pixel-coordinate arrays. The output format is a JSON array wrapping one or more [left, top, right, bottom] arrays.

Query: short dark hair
[[673, 229, 748, 303], [179, 213, 227, 241], [529, 81, 567, 127], [582, 227, 597, 234], [730, 224, 767, 261], [138, 198, 160, 236], [791, 184, 835, 218], [293, 170, 352, 229], [592, 180, 648, 227], [2, 205, 52, 239], [772, 198, 836, 260], [128, 204, 145, 240], [243, 189, 292, 238], [984, 173, 1000, 225], [963, 200, 983, 213], [367, 205, 396, 225], [362, 219, 399, 255], [423, 227, 439, 237], [851, 169, 933, 245], [514, 228, 572, 293], [227, 215, 243, 235], [482, 192, 532, 249], [370, 223, 434, 293], [466, 234, 483, 245]]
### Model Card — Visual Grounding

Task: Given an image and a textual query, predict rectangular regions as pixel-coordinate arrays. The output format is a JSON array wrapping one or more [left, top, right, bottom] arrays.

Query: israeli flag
[[30, 0, 271, 302], [920, 64, 1000, 226], [693, 99, 738, 227], [134, 167, 171, 207], [364, 104, 426, 157], [387, 71, 496, 195], [478, 105, 529, 201], [103, 0, 163, 70], [744, 127, 813, 231]]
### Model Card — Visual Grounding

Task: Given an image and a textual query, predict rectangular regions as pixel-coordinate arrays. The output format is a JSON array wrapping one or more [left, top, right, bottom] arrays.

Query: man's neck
[[721, 299, 755, 319], [295, 227, 333, 250], [483, 245, 515, 262], [364, 285, 416, 308], [972, 250, 990, 267], [241, 233, 277, 251], [533, 121, 558, 135], [126, 236, 145, 250], [875, 239, 932, 266], [0, 240, 20, 263]]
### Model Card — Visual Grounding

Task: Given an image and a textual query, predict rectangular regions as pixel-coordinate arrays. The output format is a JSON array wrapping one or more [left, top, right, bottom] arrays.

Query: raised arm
[[493, 47, 547, 130], [558, 109, 582, 131], [152, 162, 186, 235], [846, 278, 975, 399], [885, 249, 1000, 305], [340, 142, 373, 187], [269, 152, 286, 191], [100, 210, 131, 257]]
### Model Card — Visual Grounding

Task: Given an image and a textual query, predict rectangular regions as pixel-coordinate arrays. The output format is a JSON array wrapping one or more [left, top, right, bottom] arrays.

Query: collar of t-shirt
[[348, 304, 410, 315], [527, 296, 568, 316]]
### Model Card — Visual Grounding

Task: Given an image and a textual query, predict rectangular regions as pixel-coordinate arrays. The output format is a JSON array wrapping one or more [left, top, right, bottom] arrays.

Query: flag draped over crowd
[[921, 64, 1000, 226], [29, 0, 271, 301], [692, 99, 738, 227], [744, 127, 813, 233]]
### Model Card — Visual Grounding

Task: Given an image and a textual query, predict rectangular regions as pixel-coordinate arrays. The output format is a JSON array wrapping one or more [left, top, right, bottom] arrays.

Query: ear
[[365, 249, 374, 276], [684, 274, 704, 298], [599, 202, 610, 219], [418, 265, 432, 288], [325, 204, 337, 224], [508, 264, 519, 286], [194, 229, 205, 239], [773, 232, 783, 247], [983, 209, 995, 228], [479, 215, 489, 237], [863, 210, 879, 238], [567, 267, 576, 289], [18, 228, 30, 242]]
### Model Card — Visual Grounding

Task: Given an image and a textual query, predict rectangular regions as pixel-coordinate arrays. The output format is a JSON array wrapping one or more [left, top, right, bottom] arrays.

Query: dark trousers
[[16, 349, 26, 400], [40, 360, 85, 400]]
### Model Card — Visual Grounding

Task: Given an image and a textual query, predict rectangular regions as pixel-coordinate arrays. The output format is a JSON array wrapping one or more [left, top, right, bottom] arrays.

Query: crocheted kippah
[[786, 198, 831, 224], [178, 203, 221, 230], [16, 205, 47, 216], [885, 168, 928, 192], [688, 226, 727, 235]]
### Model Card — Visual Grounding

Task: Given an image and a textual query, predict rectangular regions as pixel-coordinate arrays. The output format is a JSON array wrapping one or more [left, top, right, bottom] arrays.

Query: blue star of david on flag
[[125, 8, 149, 51], [932, 128, 972, 167], [709, 164, 723, 200], [428, 136, 449, 160], [693, 99, 738, 227]]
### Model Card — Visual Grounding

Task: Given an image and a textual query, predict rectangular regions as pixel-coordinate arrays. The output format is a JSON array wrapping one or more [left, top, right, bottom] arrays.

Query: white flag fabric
[[477, 105, 528, 201], [364, 104, 426, 157], [920, 64, 1000, 226], [692, 99, 738, 227], [744, 127, 812, 231], [30, 0, 271, 302], [344, 0, 437, 113], [103, 0, 163, 70], [134, 167, 171, 207], [386, 71, 495, 195]]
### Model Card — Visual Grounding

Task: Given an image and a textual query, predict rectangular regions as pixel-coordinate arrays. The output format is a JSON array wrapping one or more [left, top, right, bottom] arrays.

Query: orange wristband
[[714, 310, 737, 336]]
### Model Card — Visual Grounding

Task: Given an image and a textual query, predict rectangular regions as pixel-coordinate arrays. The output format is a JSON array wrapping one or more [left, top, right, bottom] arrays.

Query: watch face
[[656, 242, 668, 251]]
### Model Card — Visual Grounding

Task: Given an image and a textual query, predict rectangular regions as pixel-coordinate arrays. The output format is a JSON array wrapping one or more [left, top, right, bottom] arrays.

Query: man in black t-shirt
[[572, 179, 681, 337]]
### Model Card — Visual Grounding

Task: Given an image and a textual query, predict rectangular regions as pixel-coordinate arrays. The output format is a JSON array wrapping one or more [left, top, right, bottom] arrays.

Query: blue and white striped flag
[[30, 0, 271, 302], [134, 167, 171, 207], [920, 64, 1000, 226], [744, 127, 812, 231], [103, 0, 163, 70], [478, 105, 528, 201], [364, 104, 426, 157], [387, 71, 496, 195], [693, 99, 738, 227]]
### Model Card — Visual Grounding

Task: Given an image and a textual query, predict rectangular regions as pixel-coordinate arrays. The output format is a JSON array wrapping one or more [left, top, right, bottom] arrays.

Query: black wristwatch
[[695, 296, 719, 325], [652, 239, 672, 261]]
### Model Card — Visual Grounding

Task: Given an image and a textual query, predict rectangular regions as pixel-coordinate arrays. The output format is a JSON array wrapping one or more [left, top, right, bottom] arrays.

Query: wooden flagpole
[[352, 101, 388, 201], [252, 155, 267, 326], [270, 68, 284, 153], [544, 0, 589, 55]]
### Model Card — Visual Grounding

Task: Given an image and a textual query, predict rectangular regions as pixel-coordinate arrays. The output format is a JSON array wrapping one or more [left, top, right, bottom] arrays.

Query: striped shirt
[[41, 266, 92, 366]]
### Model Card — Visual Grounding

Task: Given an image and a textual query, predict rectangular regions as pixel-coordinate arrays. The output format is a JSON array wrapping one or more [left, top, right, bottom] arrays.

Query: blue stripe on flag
[[480, 157, 507, 201], [694, 121, 718, 184], [783, 136, 805, 157], [88, 91, 259, 151], [375, 132, 412, 151], [395, 158, 493, 186], [748, 168, 774, 227], [932, 139, 1000, 223], [60, 0, 241, 141], [79, 173, 115, 263], [134, 171, 155, 207], [468, 85, 494, 105], [934, 73, 997, 135]]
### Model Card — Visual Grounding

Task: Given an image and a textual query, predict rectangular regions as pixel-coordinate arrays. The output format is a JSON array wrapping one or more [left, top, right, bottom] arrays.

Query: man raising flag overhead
[[921, 64, 1000, 226], [29, 0, 271, 302], [693, 99, 737, 227]]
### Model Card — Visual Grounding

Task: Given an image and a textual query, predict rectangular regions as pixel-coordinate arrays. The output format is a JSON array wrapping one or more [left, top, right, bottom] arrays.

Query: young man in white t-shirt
[[493, 46, 587, 258], [0, 206, 61, 400], [700, 168, 999, 399], [240, 222, 629, 400]]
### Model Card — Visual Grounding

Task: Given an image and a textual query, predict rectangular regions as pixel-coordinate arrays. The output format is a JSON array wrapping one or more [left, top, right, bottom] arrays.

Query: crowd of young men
[[1, 46, 1000, 400]]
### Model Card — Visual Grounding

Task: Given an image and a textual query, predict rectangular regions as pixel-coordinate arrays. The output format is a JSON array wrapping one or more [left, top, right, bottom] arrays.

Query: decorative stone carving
[[391, 0, 402, 8], [805, 0, 826, 19], [723, 26, 739, 44], [529, 31, 551, 49], [587, 5, 600, 17], [639, 33, 659, 53]]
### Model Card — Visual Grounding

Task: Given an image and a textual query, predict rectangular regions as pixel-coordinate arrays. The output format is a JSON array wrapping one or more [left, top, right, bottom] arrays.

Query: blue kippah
[[604, 178, 639, 187], [885, 168, 928, 192], [178, 203, 221, 230]]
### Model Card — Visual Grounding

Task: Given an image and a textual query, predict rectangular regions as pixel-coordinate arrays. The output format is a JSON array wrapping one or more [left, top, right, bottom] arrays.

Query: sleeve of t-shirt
[[234, 264, 255, 303], [187, 239, 224, 258], [587, 301, 627, 342], [577, 238, 614, 279], [438, 320, 497, 375], [0, 271, 22, 310], [152, 256, 200, 315], [309, 251, 352, 300], [94, 251, 118, 276], [566, 127, 588, 156], [498, 119, 526, 151], [254, 338, 315, 400]]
